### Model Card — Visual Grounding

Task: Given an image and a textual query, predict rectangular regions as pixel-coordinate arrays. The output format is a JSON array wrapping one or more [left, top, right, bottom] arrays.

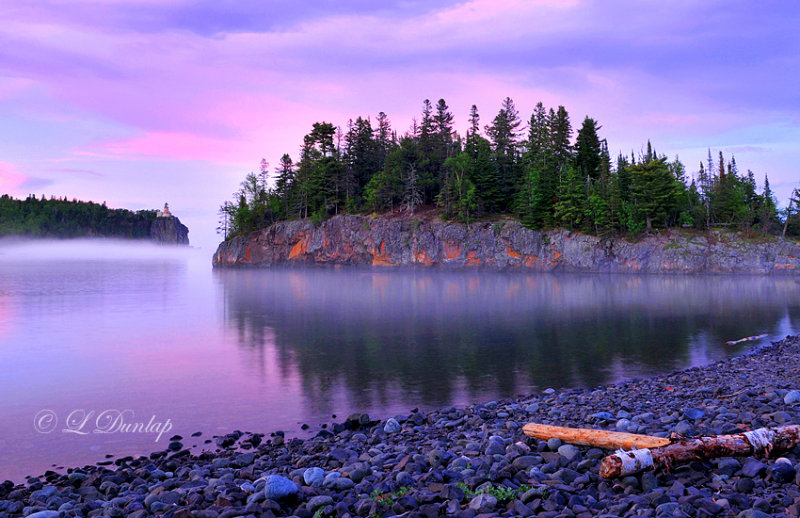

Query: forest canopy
[[219, 98, 796, 240], [0, 194, 158, 239]]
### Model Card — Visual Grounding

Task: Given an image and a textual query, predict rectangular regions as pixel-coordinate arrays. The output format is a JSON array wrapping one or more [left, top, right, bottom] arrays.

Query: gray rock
[[350, 466, 371, 483], [263, 475, 298, 500], [640, 471, 657, 492], [235, 452, 255, 466], [308, 495, 334, 510], [330, 477, 354, 490], [615, 418, 631, 431], [736, 477, 755, 493], [683, 408, 705, 421], [737, 511, 772, 518], [696, 497, 723, 515], [240, 482, 256, 493], [485, 441, 505, 456], [673, 420, 695, 436], [716, 457, 741, 476], [26, 512, 60, 518], [557, 444, 580, 460], [546, 438, 562, 451], [322, 472, 341, 488], [468, 493, 497, 513], [593, 411, 614, 420], [784, 390, 800, 404], [383, 418, 401, 433], [303, 467, 325, 486], [159, 491, 180, 505], [742, 458, 767, 478], [770, 461, 795, 483], [511, 499, 534, 517], [31, 486, 58, 501], [656, 502, 681, 517], [512, 455, 541, 470]]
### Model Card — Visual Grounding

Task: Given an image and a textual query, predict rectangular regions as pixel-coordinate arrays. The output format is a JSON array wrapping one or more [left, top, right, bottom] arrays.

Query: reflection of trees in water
[[216, 270, 800, 408]]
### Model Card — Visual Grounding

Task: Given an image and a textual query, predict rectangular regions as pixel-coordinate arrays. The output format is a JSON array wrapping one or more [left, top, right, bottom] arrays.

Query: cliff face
[[212, 214, 800, 274], [149, 216, 189, 245]]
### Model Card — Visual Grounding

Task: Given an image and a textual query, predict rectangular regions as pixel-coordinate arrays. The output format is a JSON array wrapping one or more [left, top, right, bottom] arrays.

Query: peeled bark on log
[[523, 423, 671, 450], [725, 334, 767, 345], [600, 425, 800, 478]]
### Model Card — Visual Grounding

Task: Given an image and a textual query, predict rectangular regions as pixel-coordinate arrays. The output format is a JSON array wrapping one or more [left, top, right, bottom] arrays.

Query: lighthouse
[[157, 203, 172, 217]]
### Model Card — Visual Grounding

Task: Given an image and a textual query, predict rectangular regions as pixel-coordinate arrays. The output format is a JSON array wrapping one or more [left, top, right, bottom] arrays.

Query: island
[[0, 195, 189, 245], [212, 97, 799, 273]]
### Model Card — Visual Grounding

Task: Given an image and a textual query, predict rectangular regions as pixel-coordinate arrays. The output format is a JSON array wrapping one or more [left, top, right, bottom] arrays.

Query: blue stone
[[263, 475, 298, 500], [303, 467, 325, 486], [683, 408, 705, 421]]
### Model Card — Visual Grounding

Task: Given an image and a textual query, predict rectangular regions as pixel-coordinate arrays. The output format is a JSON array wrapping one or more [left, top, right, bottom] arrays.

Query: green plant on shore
[[456, 482, 534, 503], [369, 486, 411, 507], [312, 508, 332, 518]]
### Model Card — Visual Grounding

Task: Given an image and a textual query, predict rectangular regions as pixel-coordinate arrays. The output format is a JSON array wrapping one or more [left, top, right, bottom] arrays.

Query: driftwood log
[[522, 423, 671, 450], [600, 425, 800, 478], [726, 333, 767, 345]]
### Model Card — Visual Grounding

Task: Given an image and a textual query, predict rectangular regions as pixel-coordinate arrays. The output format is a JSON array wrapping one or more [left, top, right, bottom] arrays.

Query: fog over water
[[1, 240, 799, 482]]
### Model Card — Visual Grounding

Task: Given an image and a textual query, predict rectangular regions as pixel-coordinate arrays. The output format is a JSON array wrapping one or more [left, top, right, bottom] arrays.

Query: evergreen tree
[[343, 116, 379, 208], [549, 106, 573, 166], [553, 165, 587, 230], [629, 157, 681, 231], [274, 154, 295, 219], [574, 117, 603, 180], [466, 104, 480, 156], [375, 111, 394, 169], [485, 97, 522, 211], [758, 174, 777, 234], [517, 102, 556, 227], [441, 152, 477, 222]]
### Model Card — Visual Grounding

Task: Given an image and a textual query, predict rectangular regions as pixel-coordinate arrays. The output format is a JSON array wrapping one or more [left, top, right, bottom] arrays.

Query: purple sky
[[1, 1, 798, 249]]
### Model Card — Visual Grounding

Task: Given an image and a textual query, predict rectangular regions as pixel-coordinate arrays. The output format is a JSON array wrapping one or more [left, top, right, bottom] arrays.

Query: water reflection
[[217, 269, 800, 408]]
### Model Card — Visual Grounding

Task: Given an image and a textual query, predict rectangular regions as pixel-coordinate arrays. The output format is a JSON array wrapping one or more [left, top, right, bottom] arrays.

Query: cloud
[[0, 162, 29, 193], [0, 0, 799, 245]]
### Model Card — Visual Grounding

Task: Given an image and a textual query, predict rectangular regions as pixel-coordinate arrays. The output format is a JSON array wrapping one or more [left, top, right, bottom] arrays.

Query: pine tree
[[517, 102, 556, 227], [759, 174, 776, 234], [441, 152, 477, 222], [574, 117, 603, 180], [485, 97, 522, 211], [553, 165, 587, 230], [375, 111, 394, 170], [433, 99, 455, 157], [275, 154, 295, 219], [466, 105, 481, 157], [629, 157, 680, 231], [549, 106, 573, 166]]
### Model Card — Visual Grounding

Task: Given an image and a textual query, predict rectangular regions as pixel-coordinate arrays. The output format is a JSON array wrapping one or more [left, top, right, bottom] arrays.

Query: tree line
[[0, 194, 158, 238], [219, 98, 797, 239]]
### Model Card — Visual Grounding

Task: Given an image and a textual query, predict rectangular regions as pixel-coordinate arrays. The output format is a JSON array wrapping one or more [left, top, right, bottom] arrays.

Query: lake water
[[1, 240, 799, 482]]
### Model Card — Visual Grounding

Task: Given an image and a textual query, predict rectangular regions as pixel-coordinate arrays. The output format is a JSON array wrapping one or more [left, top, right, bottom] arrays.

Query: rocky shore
[[5, 335, 800, 518], [213, 213, 800, 275]]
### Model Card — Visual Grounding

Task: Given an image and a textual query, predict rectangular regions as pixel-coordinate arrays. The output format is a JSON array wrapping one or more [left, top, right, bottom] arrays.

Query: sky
[[0, 0, 798, 250]]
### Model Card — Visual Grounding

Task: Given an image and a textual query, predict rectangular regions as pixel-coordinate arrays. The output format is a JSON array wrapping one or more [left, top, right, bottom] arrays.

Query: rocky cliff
[[150, 216, 190, 245], [212, 213, 800, 274]]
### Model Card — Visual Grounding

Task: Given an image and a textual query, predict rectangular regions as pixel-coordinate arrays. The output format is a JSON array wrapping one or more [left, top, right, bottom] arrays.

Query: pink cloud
[[100, 131, 247, 163], [0, 162, 28, 193]]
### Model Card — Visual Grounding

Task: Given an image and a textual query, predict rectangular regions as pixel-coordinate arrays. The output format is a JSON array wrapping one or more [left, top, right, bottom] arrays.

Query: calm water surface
[[1, 240, 799, 482]]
